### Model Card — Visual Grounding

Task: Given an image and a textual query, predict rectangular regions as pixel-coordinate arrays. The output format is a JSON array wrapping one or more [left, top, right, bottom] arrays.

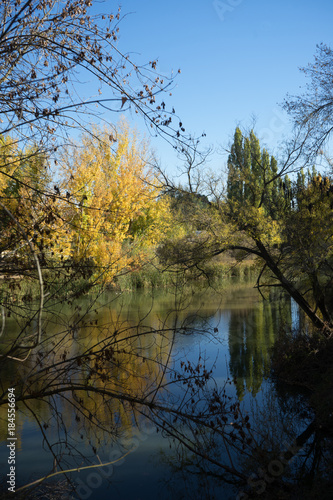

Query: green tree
[[227, 127, 284, 218], [227, 127, 245, 203], [159, 126, 333, 337]]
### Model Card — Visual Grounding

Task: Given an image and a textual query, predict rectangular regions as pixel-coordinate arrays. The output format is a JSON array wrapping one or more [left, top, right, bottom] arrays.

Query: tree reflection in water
[[0, 285, 332, 499], [228, 291, 292, 399]]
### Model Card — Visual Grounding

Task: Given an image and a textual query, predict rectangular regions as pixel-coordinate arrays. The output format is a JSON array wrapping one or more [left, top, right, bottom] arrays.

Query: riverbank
[[114, 254, 257, 291]]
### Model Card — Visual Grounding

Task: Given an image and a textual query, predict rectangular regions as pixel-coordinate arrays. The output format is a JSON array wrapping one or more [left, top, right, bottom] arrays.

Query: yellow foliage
[[61, 121, 171, 281], [0, 136, 20, 212]]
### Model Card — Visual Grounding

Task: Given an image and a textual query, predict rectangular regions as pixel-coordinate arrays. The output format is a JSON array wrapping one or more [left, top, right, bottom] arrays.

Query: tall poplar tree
[[227, 128, 286, 219]]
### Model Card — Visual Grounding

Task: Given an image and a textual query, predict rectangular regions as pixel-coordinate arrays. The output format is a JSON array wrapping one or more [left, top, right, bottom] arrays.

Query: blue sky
[[97, 0, 333, 176]]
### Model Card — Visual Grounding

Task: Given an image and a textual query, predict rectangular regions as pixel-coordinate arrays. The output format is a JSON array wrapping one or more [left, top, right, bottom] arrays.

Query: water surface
[[0, 280, 301, 499]]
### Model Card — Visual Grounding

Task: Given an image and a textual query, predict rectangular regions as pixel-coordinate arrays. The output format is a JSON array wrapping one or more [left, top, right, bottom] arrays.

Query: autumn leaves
[[0, 121, 172, 285]]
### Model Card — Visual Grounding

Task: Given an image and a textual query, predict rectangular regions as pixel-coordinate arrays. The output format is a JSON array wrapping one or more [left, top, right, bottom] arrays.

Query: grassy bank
[[113, 257, 257, 291], [0, 253, 258, 299]]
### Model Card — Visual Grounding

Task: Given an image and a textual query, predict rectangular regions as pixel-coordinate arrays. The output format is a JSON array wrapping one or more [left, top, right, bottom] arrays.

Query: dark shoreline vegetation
[[1, 2, 333, 498], [272, 329, 333, 430]]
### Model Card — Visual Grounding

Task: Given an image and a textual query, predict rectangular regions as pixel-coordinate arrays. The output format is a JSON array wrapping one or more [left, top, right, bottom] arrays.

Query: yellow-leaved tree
[[0, 136, 71, 267], [60, 121, 173, 282]]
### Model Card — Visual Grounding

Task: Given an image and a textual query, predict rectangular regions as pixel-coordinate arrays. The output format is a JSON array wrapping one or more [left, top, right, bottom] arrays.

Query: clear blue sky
[[97, 0, 333, 176]]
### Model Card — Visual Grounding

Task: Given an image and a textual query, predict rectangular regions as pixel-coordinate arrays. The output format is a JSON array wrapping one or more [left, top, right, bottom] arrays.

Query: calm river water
[[0, 280, 308, 499]]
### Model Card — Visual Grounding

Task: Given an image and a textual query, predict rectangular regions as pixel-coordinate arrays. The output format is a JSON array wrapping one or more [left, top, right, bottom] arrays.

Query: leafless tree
[[0, 0, 187, 153], [283, 43, 333, 159]]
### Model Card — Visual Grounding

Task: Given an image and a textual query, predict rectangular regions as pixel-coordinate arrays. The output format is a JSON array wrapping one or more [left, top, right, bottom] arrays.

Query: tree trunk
[[255, 239, 332, 337]]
